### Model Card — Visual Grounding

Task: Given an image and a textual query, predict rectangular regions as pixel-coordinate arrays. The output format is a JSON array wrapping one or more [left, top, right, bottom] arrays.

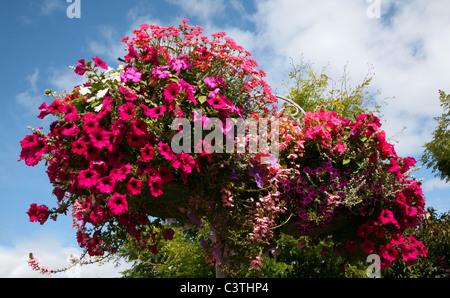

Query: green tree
[[283, 58, 384, 119], [420, 90, 450, 182], [118, 226, 215, 278]]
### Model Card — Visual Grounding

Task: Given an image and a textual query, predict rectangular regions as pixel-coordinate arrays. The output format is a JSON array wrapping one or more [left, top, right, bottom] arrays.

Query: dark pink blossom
[[126, 178, 142, 195], [92, 56, 108, 70], [74, 59, 90, 75], [37, 102, 51, 119], [108, 193, 128, 215], [163, 82, 181, 101], [77, 169, 100, 188], [97, 176, 116, 194], [26, 203, 50, 225]]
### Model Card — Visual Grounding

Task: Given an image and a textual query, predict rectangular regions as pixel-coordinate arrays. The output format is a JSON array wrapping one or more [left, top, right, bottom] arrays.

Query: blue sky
[[1, 0, 449, 277]]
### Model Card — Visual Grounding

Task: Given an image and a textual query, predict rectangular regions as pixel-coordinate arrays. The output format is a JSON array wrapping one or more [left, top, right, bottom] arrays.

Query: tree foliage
[[283, 58, 385, 120], [421, 90, 450, 182]]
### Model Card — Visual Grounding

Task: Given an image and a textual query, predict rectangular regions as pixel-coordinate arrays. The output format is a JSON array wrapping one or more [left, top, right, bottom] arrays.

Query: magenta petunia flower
[[120, 66, 142, 83], [146, 106, 166, 118], [71, 137, 88, 156], [361, 240, 375, 255], [126, 178, 142, 195], [126, 131, 147, 148], [130, 119, 148, 136], [92, 56, 108, 70], [148, 176, 163, 197], [110, 164, 132, 181], [89, 205, 105, 225], [159, 166, 173, 184], [158, 141, 175, 160], [118, 102, 136, 121], [108, 193, 128, 215], [203, 77, 217, 89], [97, 176, 116, 194], [74, 59, 89, 75], [26, 203, 50, 225], [63, 104, 79, 122], [379, 209, 399, 227], [37, 102, 51, 119], [163, 82, 181, 101], [77, 169, 100, 188], [89, 127, 111, 149], [20, 134, 39, 148], [172, 152, 195, 174], [140, 143, 155, 162], [380, 243, 398, 261], [206, 96, 226, 109]]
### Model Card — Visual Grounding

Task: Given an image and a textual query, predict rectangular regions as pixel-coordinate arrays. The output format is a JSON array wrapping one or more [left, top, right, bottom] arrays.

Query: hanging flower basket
[[280, 213, 351, 237], [19, 19, 428, 275]]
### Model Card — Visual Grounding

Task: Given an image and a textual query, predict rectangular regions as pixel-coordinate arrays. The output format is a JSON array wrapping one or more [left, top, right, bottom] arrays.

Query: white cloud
[[423, 178, 450, 192], [48, 67, 86, 93], [15, 68, 43, 116], [39, 0, 66, 16], [165, 0, 226, 23], [0, 237, 131, 278], [244, 0, 450, 157]]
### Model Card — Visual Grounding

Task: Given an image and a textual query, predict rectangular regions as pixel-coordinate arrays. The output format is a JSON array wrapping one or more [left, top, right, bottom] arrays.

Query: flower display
[[19, 19, 427, 275], [20, 20, 279, 270], [276, 111, 427, 268]]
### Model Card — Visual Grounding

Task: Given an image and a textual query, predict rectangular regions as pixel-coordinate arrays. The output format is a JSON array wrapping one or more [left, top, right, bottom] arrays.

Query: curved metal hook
[[274, 94, 306, 125]]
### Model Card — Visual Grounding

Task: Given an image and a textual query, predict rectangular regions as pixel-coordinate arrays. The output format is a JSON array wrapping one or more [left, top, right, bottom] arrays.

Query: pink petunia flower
[[74, 59, 89, 75], [77, 169, 100, 188], [379, 243, 398, 261], [361, 240, 375, 255], [159, 166, 173, 184], [126, 131, 147, 148], [141, 104, 166, 118], [118, 102, 136, 121], [97, 176, 116, 194], [126, 178, 142, 195], [92, 56, 108, 70], [120, 66, 142, 83], [37, 102, 51, 119], [158, 141, 175, 160], [26, 203, 50, 225], [108, 193, 128, 215], [110, 164, 132, 181], [140, 143, 155, 161], [148, 175, 163, 197], [89, 127, 111, 149], [164, 82, 181, 101], [204, 77, 217, 89], [379, 209, 399, 227], [89, 205, 106, 225]]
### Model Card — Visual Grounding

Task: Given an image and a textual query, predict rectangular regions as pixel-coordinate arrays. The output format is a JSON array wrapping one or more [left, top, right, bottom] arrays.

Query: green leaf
[[197, 95, 207, 104]]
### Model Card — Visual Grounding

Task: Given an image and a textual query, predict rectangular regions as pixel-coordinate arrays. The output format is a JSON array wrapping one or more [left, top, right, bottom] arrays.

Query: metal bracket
[[274, 94, 306, 125]]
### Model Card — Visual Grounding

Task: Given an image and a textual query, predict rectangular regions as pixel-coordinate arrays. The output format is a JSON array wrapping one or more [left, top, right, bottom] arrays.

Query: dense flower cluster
[[277, 110, 427, 268], [19, 20, 427, 274], [19, 20, 279, 270]]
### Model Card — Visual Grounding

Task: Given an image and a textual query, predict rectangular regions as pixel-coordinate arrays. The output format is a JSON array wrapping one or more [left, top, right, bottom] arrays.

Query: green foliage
[[118, 226, 215, 278], [283, 58, 384, 119], [421, 90, 450, 182]]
